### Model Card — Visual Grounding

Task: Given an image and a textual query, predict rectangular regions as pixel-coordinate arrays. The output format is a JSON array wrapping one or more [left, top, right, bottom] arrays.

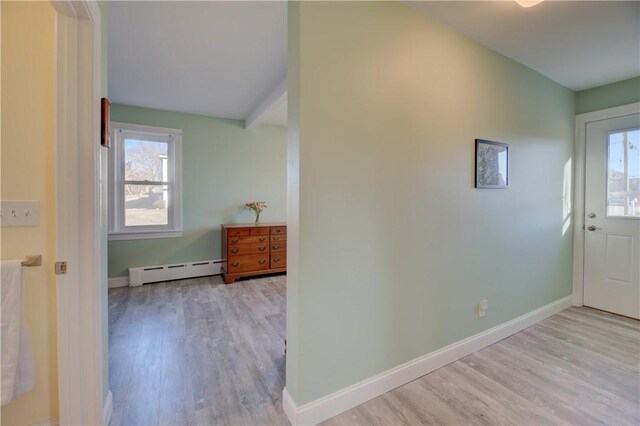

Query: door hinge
[[55, 261, 68, 275]]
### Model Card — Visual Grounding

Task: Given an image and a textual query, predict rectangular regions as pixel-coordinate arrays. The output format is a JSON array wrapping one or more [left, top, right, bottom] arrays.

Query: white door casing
[[583, 113, 640, 319], [53, 1, 109, 424]]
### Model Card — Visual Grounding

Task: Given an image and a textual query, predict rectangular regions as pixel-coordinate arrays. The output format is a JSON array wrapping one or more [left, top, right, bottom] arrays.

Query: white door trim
[[572, 102, 640, 307], [53, 1, 108, 424]]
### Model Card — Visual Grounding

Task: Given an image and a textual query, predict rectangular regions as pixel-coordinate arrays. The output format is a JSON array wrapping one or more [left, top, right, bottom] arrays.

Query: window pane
[[124, 184, 168, 226], [607, 129, 640, 217], [124, 139, 169, 182]]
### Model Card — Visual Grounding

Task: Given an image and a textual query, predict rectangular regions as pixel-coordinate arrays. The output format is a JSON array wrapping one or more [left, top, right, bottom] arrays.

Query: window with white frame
[[109, 122, 183, 240]]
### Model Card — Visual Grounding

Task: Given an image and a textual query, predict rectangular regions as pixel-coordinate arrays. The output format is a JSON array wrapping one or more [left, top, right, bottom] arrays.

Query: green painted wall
[[108, 105, 287, 277], [576, 77, 640, 114], [288, 1, 575, 405], [286, 0, 302, 401]]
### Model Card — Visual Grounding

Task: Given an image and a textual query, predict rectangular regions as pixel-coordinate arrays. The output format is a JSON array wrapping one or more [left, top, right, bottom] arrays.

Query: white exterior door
[[584, 112, 640, 319]]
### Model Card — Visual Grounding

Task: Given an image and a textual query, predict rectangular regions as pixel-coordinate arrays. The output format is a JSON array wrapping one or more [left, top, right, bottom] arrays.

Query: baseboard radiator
[[128, 259, 222, 286]]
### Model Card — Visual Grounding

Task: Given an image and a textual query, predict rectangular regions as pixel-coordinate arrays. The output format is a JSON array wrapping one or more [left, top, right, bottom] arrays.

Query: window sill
[[108, 230, 183, 241]]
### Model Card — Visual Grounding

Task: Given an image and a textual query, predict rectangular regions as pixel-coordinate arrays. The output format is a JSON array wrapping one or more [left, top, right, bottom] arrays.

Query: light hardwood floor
[[108, 274, 288, 426], [323, 307, 640, 426], [109, 276, 639, 426]]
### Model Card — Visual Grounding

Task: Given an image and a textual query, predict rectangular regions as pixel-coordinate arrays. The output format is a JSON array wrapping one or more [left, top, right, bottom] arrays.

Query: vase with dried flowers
[[245, 201, 267, 225]]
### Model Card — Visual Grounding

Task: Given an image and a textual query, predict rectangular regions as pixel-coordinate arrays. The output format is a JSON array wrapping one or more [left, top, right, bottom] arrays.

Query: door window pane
[[607, 129, 640, 217], [124, 139, 168, 182], [124, 184, 169, 226]]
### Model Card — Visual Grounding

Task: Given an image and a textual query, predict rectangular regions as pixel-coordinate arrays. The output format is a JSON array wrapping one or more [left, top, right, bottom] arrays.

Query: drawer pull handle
[[259, 246, 266, 251], [258, 260, 266, 264], [231, 248, 239, 254], [273, 245, 279, 249], [231, 239, 239, 243], [231, 262, 239, 267], [259, 237, 266, 242], [273, 237, 280, 241], [273, 258, 280, 263]]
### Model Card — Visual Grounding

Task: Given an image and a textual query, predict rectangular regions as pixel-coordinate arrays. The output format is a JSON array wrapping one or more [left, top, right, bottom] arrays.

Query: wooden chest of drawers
[[221, 223, 286, 284]]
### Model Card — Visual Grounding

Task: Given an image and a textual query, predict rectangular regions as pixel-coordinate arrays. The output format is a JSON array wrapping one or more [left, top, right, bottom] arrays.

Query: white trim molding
[[109, 121, 182, 136], [108, 121, 183, 241], [103, 390, 113, 426], [283, 295, 573, 426], [53, 1, 109, 424], [572, 102, 640, 307], [108, 231, 183, 241], [108, 276, 130, 289], [30, 419, 60, 426]]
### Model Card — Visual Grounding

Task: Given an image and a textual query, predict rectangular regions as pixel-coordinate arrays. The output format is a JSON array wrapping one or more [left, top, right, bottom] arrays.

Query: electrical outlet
[[478, 299, 488, 318]]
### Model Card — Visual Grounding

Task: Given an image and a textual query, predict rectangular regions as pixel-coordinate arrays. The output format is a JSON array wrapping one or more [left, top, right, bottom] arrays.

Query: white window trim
[[109, 122, 183, 240]]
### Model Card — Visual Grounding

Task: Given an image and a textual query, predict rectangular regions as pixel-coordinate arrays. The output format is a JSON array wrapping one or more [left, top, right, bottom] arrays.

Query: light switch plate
[[0, 200, 40, 227]]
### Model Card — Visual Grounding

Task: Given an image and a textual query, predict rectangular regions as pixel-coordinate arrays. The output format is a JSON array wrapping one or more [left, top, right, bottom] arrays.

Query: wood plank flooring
[[108, 274, 288, 426], [323, 307, 640, 426], [109, 277, 639, 426]]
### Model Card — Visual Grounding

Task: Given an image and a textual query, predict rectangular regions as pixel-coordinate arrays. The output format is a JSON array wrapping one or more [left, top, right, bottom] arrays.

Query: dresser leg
[[223, 274, 236, 284]]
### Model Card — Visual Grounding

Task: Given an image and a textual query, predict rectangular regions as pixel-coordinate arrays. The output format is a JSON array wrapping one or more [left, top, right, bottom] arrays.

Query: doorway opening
[[103, 2, 289, 424]]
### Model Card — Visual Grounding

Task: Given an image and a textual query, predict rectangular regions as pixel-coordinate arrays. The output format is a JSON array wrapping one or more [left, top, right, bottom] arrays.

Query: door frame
[[572, 102, 640, 307], [53, 1, 110, 424]]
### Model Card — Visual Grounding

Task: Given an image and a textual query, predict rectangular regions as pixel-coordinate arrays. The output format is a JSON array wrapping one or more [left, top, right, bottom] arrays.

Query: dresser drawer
[[228, 235, 269, 245], [226, 254, 269, 273], [228, 242, 269, 256], [227, 228, 250, 237], [270, 242, 286, 252], [249, 227, 270, 236], [270, 254, 286, 268], [221, 223, 287, 284], [270, 226, 286, 235]]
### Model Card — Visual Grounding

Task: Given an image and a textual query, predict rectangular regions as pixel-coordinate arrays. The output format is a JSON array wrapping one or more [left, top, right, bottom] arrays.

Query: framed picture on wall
[[475, 139, 509, 189], [101, 97, 111, 147]]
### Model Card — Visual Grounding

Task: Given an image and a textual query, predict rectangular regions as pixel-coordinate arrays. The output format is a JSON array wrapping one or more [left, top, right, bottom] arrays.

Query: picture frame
[[101, 97, 111, 147], [475, 139, 509, 189]]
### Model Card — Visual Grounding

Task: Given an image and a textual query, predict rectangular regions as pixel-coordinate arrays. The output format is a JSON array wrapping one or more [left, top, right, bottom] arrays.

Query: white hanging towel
[[1, 260, 35, 406]]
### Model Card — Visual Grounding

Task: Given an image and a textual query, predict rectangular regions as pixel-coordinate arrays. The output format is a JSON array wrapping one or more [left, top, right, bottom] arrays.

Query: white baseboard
[[128, 259, 222, 286], [30, 420, 59, 426], [109, 259, 224, 289], [103, 390, 113, 425], [283, 295, 573, 426], [108, 276, 129, 288]]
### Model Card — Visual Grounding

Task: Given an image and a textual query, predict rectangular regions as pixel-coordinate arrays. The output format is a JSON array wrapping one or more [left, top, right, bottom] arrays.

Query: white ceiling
[[405, 1, 640, 91], [107, 1, 287, 126], [108, 1, 639, 128]]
